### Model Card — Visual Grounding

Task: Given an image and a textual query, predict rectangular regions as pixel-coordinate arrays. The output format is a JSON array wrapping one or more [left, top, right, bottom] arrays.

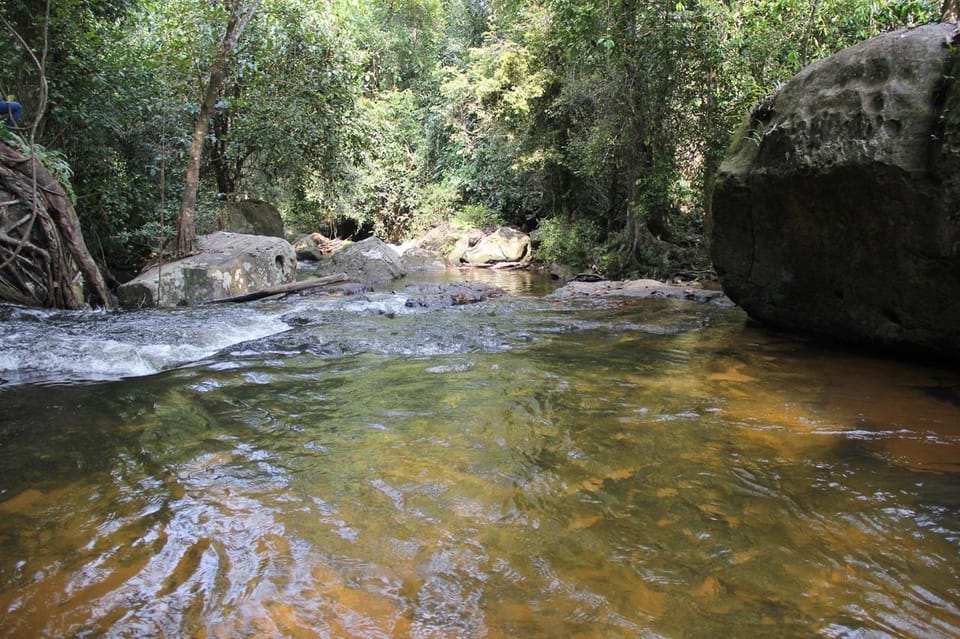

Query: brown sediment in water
[[0, 293, 957, 637]]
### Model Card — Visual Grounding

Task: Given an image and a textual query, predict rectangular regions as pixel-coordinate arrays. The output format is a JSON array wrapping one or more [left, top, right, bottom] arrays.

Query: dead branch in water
[[204, 272, 349, 303]]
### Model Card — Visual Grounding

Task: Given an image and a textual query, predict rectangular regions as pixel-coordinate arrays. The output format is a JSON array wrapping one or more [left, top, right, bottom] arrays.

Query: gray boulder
[[416, 224, 482, 254], [222, 199, 285, 237], [710, 23, 960, 357], [314, 237, 405, 284], [291, 233, 327, 261], [461, 227, 531, 266], [405, 224, 484, 266], [447, 235, 474, 266], [400, 246, 447, 272], [117, 232, 296, 308]]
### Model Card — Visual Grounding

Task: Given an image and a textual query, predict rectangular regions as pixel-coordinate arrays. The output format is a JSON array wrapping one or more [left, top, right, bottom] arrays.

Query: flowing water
[[0, 270, 958, 638]]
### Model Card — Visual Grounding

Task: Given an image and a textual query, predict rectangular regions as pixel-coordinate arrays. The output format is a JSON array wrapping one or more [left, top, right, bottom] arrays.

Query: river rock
[[222, 199, 285, 237], [447, 235, 474, 266], [400, 247, 447, 272], [710, 23, 960, 357], [291, 233, 326, 261], [404, 224, 485, 266], [461, 227, 531, 266], [402, 282, 503, 308], [314, 236, 405, 284], [117, 232, 297, 308], [415, 224, 481, 253], [548, 279, 731, 305]]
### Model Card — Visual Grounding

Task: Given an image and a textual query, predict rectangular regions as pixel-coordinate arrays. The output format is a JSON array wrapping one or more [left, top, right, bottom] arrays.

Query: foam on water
[[0, 274, 708, 386], [0, 303, 290, 385]]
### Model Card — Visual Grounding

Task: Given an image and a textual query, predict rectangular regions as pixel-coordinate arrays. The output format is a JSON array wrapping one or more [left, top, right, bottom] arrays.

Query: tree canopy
[[0, 0, 943, 291]]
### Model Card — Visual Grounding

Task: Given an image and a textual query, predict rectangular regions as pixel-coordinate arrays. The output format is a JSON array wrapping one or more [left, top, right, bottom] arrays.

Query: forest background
[[0, 0, 943, 285]]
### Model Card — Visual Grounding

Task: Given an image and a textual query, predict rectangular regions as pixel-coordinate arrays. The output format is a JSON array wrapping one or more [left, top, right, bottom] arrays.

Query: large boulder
[[314, 237, 405, 284], [461, 227, 532, 266], [117, 232, 297, 308], [222, 199, 285, 238], [416, 223, 476, 255], [291, 233, 326, 261], [400, 246, 447, 272], [291, 232, 345, 261], [405, 223, 484, 266], [710, 23, 960, 357]]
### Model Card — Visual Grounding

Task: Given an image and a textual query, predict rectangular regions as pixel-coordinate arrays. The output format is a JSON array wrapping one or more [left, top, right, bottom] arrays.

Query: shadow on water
[[0, 273, 959, 637]]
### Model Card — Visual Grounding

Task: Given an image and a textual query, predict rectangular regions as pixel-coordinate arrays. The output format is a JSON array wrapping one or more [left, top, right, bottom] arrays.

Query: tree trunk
[[944, 1, 959, 22], [0, 142, 112, 309], [211, 82, 245, 198], [176, 63, 226, 256], [174, 0, 262, 257]]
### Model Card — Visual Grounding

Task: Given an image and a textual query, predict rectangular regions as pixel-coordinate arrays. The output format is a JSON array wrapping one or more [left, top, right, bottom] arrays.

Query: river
[[0, 270, 958, 638]]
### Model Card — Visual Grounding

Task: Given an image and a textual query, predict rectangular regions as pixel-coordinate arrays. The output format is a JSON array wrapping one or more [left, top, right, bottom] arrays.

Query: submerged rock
[[117, 232, 297, 308], [548, 279, 731, 305], [710, 23, 960, 357], [402, 282, 503, 308]]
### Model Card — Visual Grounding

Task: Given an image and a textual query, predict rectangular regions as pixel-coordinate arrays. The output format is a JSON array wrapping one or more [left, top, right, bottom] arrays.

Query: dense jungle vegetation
[[0, 0, 943, 282]]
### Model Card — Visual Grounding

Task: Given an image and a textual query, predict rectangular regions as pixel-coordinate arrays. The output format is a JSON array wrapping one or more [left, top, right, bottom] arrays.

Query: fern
[[22, 141, 78, 206]]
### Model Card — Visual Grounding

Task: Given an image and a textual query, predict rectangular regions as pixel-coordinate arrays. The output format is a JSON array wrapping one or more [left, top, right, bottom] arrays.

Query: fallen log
[[205, 272, 349, 303], [489, 260, 530, 270]]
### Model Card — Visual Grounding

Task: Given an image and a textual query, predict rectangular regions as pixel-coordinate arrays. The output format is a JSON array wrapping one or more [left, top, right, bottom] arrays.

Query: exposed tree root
[[0, 142, 112, 309]]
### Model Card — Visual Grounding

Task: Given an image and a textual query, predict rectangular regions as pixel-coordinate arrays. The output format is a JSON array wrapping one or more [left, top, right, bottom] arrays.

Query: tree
[[0, 142, 112, 308], [174, 0, 261, 257], [2, 0, 942, 288], [0, 0, 113, 308], [944, 0, 959, 21], [208, 0, 359, 204]]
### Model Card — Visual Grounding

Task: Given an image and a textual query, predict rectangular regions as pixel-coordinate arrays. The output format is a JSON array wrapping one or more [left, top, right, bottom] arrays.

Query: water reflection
[[0, 288, 958, 638]]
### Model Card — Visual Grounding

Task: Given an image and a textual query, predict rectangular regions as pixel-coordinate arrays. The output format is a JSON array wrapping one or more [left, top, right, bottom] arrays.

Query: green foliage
[[416, 181, 461, 232], [339, 90, 424, 241], [454, 203, 504, 230], [34, 0, 178, 271], [0, 0, 938, 279], [25, 142, 76, 205], [433, 28, 555, 227], [535, 217, 601, 272], [209, 0, 360, 197], [338, 0, 445, 92]]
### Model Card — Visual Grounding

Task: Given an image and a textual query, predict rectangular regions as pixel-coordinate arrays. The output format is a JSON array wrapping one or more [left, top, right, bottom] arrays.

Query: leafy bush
[[535, 217, 601, 272], [453, 203, 504, 230]]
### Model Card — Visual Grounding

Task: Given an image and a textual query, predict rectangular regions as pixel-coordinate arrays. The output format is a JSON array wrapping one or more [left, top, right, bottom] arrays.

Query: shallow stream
[[0, 270, 958, 638]]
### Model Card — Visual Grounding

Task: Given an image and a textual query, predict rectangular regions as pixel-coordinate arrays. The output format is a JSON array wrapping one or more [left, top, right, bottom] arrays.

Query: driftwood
[[468, 259, 532, 270], [205, 272, 348, 303], [0, 142, 112, 309], [488, 260, 530, 270], [311, 232, 347, 254]]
